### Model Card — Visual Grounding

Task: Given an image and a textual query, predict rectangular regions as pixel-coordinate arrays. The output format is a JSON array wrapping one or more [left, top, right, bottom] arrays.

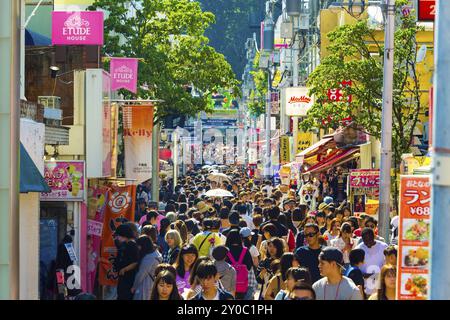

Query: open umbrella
[[207, 172, 231, 183], [205, 189, 234, 198]]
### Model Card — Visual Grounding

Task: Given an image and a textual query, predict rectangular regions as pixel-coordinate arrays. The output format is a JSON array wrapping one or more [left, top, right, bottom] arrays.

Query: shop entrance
[[39, 202, 68, 300]]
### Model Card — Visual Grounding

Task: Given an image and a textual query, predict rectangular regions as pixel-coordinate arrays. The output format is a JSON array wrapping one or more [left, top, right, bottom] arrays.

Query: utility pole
[[263, 1, 275, 179], [151, 123, 160, 203], [291, 14, 300, 162], [378, 0, 395, 243], [430, 0, 450, 300]]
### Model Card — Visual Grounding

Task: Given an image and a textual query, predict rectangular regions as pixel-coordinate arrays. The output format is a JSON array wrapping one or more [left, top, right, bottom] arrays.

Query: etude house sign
[[110, 58, 139, 93], [284, 87, 314, 116], [52, 11, 104, 45]]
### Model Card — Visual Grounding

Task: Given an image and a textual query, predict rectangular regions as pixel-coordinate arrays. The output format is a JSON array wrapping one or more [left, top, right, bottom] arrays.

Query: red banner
[[349, 170, 380, 188], [98, 185, 136, 286], [397, 176, 430, 300]]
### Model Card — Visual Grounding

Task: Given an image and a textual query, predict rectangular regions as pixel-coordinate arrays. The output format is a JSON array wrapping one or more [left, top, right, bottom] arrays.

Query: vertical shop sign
[[397, 175, 430, 300]]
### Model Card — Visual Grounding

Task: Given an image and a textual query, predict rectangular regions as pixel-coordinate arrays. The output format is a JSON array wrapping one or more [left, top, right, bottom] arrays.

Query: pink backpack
[[227, 247, 249, 293]]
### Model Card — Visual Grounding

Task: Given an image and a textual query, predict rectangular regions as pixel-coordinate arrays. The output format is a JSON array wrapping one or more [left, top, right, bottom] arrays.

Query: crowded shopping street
[[2, 0, 449, 304]]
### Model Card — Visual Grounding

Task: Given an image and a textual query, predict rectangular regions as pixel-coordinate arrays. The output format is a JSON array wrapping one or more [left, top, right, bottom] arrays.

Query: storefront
[[39, 160, 86, 300]]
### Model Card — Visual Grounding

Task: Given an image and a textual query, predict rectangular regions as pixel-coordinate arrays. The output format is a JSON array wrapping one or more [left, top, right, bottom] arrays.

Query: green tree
[[302, 1, 425, 203], [88, 0, 239, 122]]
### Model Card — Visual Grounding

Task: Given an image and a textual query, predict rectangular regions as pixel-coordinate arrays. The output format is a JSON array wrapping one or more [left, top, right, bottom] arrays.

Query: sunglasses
[[305, 232, 318, 238], [292, 296, 313, 300]]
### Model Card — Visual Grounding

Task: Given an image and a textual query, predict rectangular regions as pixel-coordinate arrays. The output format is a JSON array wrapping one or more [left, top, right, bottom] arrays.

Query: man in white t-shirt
[[261, 180, 273, 197], [355, 228, 388, 297]]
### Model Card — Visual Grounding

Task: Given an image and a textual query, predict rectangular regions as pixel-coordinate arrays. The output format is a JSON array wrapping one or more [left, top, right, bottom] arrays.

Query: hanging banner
[[397, 175, 430, 300], [123, 106, 154, 183], [297, 132, 313, 154], [41, 161, 85, 201], [110, 58, 139, 93], [280, 135, 290, 165], [349, 169, 380, 218], [98, 185, 136, 287], [52, 11, 104, 45], [86, 184, 108, 293]]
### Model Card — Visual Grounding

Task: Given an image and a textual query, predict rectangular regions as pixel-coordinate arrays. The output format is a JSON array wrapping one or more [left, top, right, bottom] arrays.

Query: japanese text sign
[[349, 170, 380, 188], [41, 161, 85, 201], [87, 219, 103, 237], [397, 175, 430, 300], [110, 58, 139, 94], [327, 80, 352, 103], [52, 11, 104, 45]]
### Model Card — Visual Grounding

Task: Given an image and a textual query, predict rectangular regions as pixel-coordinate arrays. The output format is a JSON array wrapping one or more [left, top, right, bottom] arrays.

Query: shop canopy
[[296, 135, 335, 166], [20, 143, 51, 193], [303, 148, 359, 174]]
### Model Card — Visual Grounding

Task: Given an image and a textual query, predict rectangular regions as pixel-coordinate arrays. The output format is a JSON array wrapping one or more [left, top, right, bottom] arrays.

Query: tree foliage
[[247, 51, 267, 117], [88, 0, 239, 122], [303, 0, 424, 169]]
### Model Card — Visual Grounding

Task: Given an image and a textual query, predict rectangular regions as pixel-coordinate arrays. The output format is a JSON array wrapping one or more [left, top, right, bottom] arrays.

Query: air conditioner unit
[[38, 96, 61, 109]]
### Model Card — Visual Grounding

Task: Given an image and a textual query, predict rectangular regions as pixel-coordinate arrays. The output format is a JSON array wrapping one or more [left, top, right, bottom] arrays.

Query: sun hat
[[318, 202, 331, 211], [196, 201, 210, 214]]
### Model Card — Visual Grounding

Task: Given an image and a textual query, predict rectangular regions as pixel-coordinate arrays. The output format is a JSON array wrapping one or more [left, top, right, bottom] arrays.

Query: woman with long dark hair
[[369, 265, 396, 300], [131, 236, 162, 300], [185, 256, 212, 300], [150, 270, 182, 300], [174, 245, 199, 296], [264, 252, 300, 300], [224, 230, 254, 300], [256, 237, 285, 300]]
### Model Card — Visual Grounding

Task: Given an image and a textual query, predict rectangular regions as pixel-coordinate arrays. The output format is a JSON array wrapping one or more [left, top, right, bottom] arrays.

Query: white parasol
[[207, 172, 231, 183], [205, 189, 234, 198]]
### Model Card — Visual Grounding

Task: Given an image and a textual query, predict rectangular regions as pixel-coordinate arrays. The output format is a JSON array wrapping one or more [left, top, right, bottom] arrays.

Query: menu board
[[397, 175, 430, 300]]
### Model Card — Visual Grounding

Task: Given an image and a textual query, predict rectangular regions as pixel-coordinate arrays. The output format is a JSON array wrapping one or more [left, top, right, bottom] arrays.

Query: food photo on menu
[[402, 219, 430, 242]]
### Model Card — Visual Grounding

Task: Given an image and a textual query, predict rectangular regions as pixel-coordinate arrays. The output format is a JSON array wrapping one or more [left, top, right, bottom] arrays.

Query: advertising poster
[[397, 175, 430, 300], [41, 161, 85, 201], [123, 105, 154, 183], [98, 185, 136, 286], [349, 169, 380, 217], [284, 87, 314, 116], [86, 184, 109, 293]]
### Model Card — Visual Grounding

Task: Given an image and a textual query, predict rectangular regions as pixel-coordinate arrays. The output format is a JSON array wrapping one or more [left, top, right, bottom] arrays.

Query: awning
[[304, 148, 359, 174], [297, 137, 333, 158], [25, 29, 51, 46], [20, 143, 51, 193]]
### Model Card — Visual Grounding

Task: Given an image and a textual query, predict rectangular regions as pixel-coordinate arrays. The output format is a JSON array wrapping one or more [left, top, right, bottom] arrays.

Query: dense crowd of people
[[97, 166, 399, 300]]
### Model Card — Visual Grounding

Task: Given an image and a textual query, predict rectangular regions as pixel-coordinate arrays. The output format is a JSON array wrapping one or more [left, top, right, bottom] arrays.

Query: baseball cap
[[323, 196, 334, 205], [319, 247, 345, 269], [240, 227, 252, 238]]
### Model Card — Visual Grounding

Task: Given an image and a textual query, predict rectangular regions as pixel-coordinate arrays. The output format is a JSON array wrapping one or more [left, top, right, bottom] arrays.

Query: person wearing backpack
[[212, 246, 237, 297], [224, 230, 253, 300]]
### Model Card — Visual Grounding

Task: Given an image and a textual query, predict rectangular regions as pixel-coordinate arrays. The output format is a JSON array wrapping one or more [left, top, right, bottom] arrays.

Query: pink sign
[[349, 169, 380, 188], [87, 219, 103, 237], [110, 58, 139, 93], [41, 161, 85, 201], [52, 11, 104, 45]]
